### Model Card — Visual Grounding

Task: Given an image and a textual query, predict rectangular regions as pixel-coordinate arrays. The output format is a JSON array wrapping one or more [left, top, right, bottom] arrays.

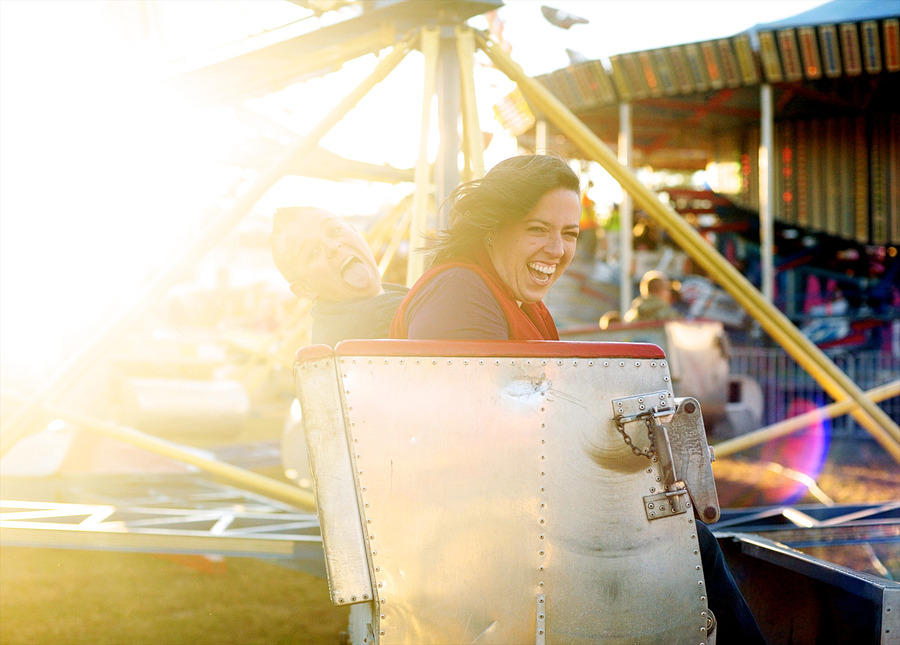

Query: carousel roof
[[498, 0, 899, 170]]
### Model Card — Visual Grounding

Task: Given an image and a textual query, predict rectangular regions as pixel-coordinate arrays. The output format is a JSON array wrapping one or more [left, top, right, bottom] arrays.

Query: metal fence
[[729, 347, 900, 438]]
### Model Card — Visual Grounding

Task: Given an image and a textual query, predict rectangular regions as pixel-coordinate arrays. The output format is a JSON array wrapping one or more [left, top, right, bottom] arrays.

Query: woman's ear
[[289, 281, 316, 301], [484, 226, 499, 248]]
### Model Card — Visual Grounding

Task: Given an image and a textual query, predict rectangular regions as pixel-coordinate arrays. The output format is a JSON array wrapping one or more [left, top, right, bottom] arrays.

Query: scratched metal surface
[[338, 353, 709, 644], [295, 357, 374, 607]]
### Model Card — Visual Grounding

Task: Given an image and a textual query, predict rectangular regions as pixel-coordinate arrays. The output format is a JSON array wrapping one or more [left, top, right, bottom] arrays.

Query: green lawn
[[0, 547, 349, 645]]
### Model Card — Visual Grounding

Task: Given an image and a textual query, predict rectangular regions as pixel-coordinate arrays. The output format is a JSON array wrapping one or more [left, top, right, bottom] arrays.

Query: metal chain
[[615, 412, 657, 459]]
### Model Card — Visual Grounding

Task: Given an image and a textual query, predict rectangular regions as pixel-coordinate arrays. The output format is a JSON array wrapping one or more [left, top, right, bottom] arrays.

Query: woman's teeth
[[528, 262, 555, 283], [528, 262, 555, 275]]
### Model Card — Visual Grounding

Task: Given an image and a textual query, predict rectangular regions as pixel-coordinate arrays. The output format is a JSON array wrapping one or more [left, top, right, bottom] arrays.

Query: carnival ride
[[1, 1, 898, 643]]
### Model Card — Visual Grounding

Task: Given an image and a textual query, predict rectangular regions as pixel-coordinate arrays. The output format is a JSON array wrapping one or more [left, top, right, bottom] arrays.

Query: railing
[[730, 347, 900, 438]]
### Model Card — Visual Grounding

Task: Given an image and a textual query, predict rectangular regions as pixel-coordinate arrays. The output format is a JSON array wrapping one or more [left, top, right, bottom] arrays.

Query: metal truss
[[0, 499, 325, 575], [716, 501, 900, 549]]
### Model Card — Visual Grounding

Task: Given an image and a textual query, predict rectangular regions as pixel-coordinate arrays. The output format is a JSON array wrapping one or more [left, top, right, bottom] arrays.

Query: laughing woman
[[389, 154, 581, 340], [389, 153, 765, 644]]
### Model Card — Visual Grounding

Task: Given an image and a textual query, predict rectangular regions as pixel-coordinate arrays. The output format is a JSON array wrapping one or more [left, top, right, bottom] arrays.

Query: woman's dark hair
[[426, 155, 580, 264], [428, 154, 581, 265]]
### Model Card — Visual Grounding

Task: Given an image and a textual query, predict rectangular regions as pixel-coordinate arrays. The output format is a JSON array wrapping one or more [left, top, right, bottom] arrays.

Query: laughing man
[[271, 207, 408, 346]]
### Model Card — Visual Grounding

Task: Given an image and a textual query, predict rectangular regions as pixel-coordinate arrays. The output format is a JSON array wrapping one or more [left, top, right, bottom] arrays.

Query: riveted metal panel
[[294, 353, 374, 607], [882, 586, 899, 645], [338, 351, 709, 644]]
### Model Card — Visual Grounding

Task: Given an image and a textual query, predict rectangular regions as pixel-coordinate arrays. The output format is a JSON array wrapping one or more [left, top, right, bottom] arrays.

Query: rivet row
[[323, 357, 667, 370]]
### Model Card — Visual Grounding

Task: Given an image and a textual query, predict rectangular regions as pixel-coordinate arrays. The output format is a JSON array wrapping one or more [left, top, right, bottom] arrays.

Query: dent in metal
[[504, 375, 552, 398]]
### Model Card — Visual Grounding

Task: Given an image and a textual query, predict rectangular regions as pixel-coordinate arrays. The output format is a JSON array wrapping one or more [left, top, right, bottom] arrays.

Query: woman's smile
[[528, 261, 557, 284], [487, 188, 582, 304]]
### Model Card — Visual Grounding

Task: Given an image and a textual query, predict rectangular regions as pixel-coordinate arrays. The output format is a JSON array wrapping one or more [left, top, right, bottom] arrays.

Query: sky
[[484, 0, 831, 76], [0, 0, 835, 375]]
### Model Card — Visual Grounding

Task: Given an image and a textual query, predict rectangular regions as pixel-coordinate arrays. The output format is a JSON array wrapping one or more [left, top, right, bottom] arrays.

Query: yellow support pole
[[378, 194, 415, 276], [476, 33, 900, 463], [366, 198, 408, 260], [407, 27, 440, 286], [456, 26, 485, 181], [1, 391, 316, 511], [714, 380, 900, 460], [0, 31, 419, 458]]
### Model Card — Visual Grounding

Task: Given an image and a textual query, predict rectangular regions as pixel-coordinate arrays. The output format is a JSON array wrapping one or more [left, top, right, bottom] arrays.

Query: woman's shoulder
[[405, 266, 507, 339], [426, 266, 490, 288], [412, 266, 495, 310]]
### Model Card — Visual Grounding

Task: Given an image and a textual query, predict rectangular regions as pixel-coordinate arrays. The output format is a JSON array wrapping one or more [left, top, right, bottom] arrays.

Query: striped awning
[[528, 13, 899, 111]]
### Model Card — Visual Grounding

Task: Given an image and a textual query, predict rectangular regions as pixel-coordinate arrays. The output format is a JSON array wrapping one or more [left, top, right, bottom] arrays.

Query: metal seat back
[[294, 340, 717, 644]]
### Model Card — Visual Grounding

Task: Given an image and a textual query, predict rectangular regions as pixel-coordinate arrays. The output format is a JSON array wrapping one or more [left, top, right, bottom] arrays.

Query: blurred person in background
[[624, 269, 681, 322], [578, 180, 598, 261], [599, 310, 622, 329]]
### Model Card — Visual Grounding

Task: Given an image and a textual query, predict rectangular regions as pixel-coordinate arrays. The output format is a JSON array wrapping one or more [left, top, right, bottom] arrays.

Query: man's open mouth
[[341, 256, 369, 288]]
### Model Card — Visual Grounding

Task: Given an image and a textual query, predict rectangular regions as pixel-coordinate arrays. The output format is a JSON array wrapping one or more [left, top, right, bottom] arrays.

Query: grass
[[0, 547, 349, 645], [3, 438, 896, 643]]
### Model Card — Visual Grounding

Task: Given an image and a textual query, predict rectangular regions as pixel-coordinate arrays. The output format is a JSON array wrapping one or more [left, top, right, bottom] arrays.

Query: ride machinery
[[1, 2, 898, 643]]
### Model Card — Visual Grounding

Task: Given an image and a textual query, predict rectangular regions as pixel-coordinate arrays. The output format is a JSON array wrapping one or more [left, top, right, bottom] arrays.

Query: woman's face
[[486, 188, 581, 304]]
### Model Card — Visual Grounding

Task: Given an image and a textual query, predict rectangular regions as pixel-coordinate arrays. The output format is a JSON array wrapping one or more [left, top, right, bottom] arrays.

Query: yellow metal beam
[[166, 22, 400, 107], [456, 26, 485, 181], [476, 32, 900, 463], [377, 194, 415, 276], [714, 380, 900, 460], [366, 195, 409, 258], [407, 27, 440, 286], [1, 391, 316, 512]]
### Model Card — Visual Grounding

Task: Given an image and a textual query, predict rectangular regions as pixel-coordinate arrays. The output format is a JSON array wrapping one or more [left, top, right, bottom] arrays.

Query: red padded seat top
[[295, 339, 665, 363]]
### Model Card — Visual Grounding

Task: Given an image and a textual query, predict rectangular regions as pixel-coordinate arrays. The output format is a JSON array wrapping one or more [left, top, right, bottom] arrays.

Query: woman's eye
[[306, 247, 320, 262]]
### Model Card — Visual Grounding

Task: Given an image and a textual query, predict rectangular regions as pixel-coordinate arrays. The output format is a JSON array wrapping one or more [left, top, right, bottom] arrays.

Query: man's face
[[284, 210, 382, 301]]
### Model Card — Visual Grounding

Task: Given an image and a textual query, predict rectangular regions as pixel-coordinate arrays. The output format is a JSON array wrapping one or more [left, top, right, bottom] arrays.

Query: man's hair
[[640, 270, 670, 298], [270, 206, 323, 284], [428, 154, 581, 265]]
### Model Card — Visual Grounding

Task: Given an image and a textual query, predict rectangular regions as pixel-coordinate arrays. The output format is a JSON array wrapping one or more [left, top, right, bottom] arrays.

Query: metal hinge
[[643, 482, 690, 521]]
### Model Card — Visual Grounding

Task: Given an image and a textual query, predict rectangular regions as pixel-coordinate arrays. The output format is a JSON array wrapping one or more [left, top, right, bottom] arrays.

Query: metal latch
[[643, 482, 690, 521], [612, 392, 675, 459]]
